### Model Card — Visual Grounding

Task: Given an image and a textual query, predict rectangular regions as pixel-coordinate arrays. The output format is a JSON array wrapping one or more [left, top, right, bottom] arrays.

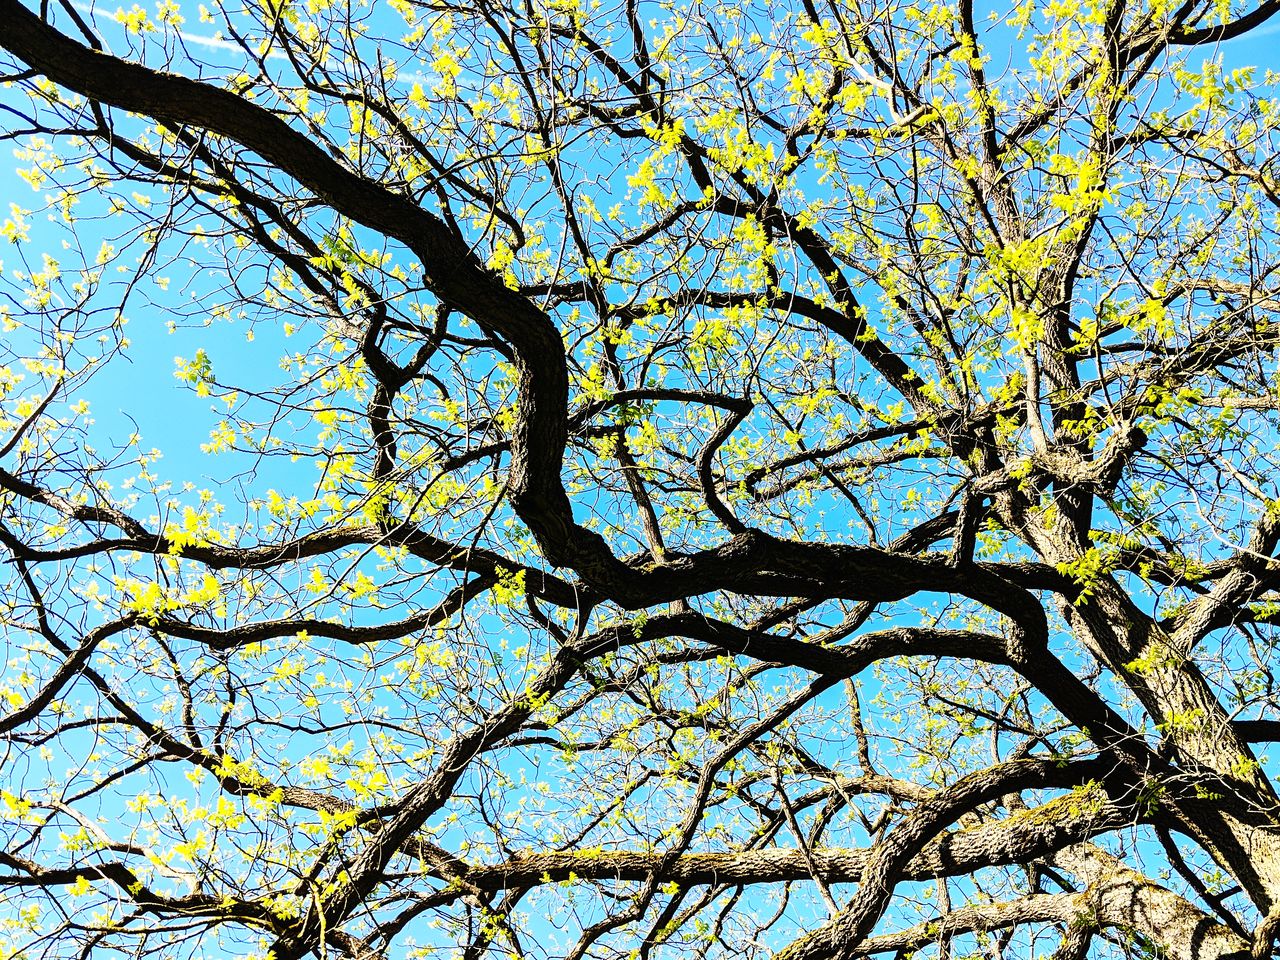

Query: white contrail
[[69, 0, 286, 58]]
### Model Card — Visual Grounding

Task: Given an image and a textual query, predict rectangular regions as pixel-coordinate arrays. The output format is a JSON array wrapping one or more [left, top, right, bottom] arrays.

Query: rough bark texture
[[2, 1, 1280, 959]]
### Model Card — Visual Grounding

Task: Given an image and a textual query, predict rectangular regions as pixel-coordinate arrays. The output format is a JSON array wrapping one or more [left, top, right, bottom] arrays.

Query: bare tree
[[2, 0, 1280, 958]]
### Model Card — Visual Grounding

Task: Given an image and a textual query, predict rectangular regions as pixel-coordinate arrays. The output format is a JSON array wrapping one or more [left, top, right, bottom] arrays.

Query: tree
[[2, 0, 1280, 957]]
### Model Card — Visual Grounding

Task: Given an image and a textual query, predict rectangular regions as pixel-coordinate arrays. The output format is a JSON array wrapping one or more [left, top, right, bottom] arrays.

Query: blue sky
[[3, 0, 1280, 958]]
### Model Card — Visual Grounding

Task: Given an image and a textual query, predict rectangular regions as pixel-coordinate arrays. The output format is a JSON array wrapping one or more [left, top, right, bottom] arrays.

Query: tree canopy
[[2, 0, 1280, 958]]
